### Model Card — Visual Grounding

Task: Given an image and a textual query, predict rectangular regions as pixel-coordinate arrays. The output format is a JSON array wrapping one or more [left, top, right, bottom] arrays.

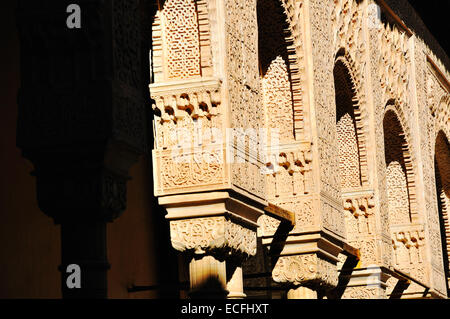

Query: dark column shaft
[[16, 0, 147, 298], [60, 222, 110, 299]]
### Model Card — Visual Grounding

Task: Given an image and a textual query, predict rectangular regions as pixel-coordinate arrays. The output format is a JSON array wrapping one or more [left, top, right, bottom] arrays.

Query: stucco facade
[[2, 0, 448, 300], [149, 0, 450, 299]]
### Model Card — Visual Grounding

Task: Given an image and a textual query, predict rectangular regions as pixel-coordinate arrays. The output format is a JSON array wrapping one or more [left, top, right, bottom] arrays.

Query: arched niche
[[333, 53, 374, 268], [257, 0, 296, 143], [435, 130, 450, 295], [334, 59, 363, 190], [383, 108, 415, 225]]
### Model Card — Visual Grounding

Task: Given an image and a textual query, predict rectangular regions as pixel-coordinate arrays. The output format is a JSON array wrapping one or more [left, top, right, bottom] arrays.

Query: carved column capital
[[159, 191, 263, 261], [170, 216, 257, 259], [159, 192, 264, 298], [272, 254, 339, 290]]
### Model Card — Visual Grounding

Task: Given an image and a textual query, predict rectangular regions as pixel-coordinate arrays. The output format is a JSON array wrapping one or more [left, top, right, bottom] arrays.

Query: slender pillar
[[227, 264, 246, 299], [287, 286, 317, 299], [160, 194, 261, 300], [60, 222, 109, 299], [189, 255, 228, 299]]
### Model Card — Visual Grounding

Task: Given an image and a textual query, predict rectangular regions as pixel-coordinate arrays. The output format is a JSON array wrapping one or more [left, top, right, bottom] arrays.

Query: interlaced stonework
[[163, 0, 201, 79], [150, 0, 450, 299]]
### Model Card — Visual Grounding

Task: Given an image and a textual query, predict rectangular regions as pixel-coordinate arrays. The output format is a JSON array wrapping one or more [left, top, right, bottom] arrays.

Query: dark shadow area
[[434, 131, 450, 297], [383, 108, 413, 223], [268, 222, 294, 270], [144, 0, 181, 299], [327, 254, 359, 299], [188, 276, 229, 299]]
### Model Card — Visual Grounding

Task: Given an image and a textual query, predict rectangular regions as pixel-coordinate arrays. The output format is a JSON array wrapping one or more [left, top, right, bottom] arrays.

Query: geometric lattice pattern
[[334, 62, 362, 190], [384, 110, 412, 226], [258, 0, 295, 143], [163, 0, 201, 79], [262, 56, 294, 142], [337, 112, 361, 189], [386, 161, 411, 225]]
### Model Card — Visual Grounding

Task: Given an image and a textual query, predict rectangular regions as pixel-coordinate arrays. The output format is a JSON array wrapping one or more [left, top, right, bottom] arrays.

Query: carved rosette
[[169, 216, 257, 259], [272, 254, 339, 289]]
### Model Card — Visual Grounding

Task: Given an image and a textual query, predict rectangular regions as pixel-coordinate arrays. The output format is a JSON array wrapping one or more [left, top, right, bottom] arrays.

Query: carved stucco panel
[[170, 216, 257, 257], [272, 254, 339, 289], [341, 286, 386, 299]]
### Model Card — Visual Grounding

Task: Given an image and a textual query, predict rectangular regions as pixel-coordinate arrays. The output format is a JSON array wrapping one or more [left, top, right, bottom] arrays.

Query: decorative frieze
[[153, 146, 227, 196], [391, 224, 427, 283], [343, 190, 375, 239], [151, 78, 222, 124], [272, 254, 339, 289], [170, 216, 257, 257], [266, 144, 314, 200]]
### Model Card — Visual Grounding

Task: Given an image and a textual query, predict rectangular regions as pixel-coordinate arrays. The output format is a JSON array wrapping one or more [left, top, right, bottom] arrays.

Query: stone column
[[16, 0, 147, 298], [227, 263, 246, 299], [159, 192, 263, 299], [287, 287, 317, 299], [60, 222, 110, 298], [189, 255, 228, 299], [149, 0, 266, 299]]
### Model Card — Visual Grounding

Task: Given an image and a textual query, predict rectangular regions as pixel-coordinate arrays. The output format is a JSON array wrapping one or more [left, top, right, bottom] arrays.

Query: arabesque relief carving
[[272, 254, 339, 289], [149, 0, 450, 299], [170, 216, 257, 257]]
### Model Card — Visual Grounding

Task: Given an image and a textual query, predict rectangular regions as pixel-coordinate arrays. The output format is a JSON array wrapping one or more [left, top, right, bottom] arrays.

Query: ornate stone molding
[[378, 23, 411, 108], [159, 191, 264, 260], [391, 223, 427, 284], [153, 146, 228, 196], [170, 216, 257, 257], [272, 254, 339, 289], [341, 286, 386, 299], [265, 142, 314, 200], [150, 78, 222, 122], [343, 190, 375, 236]]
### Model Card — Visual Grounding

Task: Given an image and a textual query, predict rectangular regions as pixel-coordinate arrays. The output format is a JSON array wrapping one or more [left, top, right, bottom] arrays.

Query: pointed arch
[[384, 100, 419, 220], [383, 106, 419, 225], [257, 0, 303, 142], [435, 130, 450, 295], [333, 52, 370, 189]]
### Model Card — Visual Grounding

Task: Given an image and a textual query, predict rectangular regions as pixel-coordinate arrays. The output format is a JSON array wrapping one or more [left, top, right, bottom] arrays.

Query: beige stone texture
[[150, 0, 450, 299]]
